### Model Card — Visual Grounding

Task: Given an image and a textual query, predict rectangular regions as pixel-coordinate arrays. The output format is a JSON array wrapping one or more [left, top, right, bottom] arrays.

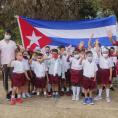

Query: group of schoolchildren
[[9, 39, 118, 105]]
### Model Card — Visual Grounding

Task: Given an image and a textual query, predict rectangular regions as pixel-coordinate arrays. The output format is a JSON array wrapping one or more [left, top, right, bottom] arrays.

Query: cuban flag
[[17, 16, 117, 51]]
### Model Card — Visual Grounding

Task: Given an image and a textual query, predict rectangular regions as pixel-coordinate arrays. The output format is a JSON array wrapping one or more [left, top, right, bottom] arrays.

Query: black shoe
[[6, 94, 11, 101], [110, 87, 115, 91]]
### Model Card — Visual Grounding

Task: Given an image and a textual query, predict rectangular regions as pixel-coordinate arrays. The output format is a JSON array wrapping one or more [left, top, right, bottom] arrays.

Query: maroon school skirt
[[70, 69, 83, 85], [100, 69, 111, 85], [82, 76, 96, 90], [35, 77, 46, 88], [12, 73, 26, 87], [49, 75, 60, 85]]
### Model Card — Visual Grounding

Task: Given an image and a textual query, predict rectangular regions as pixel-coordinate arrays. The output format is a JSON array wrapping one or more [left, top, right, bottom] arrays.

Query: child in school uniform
[[59, 46, 71, 95], [22, 51, 32, 98], [94, 48, 113, 103], [10, 52, 30, 105], [109, 47, 117, 91], [82, 51, 98, 105], [68, 50, 83, 101], [31, 53, 47, 96], [43, 46, 52, 97], [48, 49, 62, 98]]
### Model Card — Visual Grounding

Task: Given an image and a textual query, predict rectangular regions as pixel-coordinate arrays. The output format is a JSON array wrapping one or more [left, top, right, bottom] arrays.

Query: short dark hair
[[37, 53, 43, 57], [52, 49, 58, 53], [86, 51, 93, 55], [45, 46, 50, 49], [5, 29, 12, 35], [58, 45, 65, 50]]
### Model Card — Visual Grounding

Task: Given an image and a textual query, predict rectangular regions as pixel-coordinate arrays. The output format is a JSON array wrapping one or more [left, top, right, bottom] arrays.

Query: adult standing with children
[[0, 29, 17, 100]]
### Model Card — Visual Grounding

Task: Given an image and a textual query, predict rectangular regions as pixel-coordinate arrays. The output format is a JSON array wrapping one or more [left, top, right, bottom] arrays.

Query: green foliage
[[0, 0, 117, 44]]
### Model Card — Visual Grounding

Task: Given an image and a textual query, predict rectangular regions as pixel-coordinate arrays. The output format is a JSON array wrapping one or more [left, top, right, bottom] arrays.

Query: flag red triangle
[[18, 17, 52, 51]]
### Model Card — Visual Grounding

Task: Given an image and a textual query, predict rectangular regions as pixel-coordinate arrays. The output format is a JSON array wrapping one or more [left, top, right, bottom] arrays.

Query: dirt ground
[[0, 80, 118, 118]]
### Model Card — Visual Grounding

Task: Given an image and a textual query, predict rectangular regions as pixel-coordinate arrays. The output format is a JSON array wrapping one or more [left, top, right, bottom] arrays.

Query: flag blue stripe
[[49, 36, 116, 47], [21, 16, 116, 30]]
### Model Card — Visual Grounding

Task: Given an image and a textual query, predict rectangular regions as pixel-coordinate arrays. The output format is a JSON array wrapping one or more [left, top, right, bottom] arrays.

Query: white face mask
[[87, 56, 93, 62], [103, 54, 108, 58], [4, 34, 11, 40], [74, 54, 80, 59]]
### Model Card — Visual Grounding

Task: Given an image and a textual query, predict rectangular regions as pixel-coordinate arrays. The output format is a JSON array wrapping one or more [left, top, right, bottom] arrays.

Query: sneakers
[[26, 93, 32, 98], [89, 97, 94, 105], [83, 98, 88, 105], [72, 95, 76, 101], [22, 93, 27, 99], [75, 95, 79, 101], [16, 98, 23, 104], [10, 98, 16, 105], [37, 92, 40, 96], [106, 97, 111, 103], [83, 98, 94, 105], [94, 96, 102, 101]]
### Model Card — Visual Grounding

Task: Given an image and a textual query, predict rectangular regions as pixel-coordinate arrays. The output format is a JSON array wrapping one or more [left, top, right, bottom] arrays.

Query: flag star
[[26, 31, 42, 48]]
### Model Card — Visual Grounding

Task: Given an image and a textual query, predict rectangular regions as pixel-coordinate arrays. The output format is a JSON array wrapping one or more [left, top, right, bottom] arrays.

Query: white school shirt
[[110, 56, 117, 65], [82, 59, 98, 78], [69, 57, 82, 70], [31, 61, 46, 78], [22, 59, 30, 71], [61, 55, 70, 72], [99, 56, 114, 69], [48, 58, 62, 76], [0, 39, 17, 65], [91, 47, 100, 65], [11, 60, 26, 73]]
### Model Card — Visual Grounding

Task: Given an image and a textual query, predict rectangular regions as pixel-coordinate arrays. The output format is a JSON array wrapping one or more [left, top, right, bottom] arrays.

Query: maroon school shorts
[[12, 73, 26, 87], [82, 76, 96, 90], [35, 77, 46, 88], [49, 75, 60, 85], [70, 69, 83, 85], [100, 69, 111, 85]]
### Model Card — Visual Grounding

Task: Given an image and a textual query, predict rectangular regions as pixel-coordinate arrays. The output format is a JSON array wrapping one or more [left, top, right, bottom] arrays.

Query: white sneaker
[[26, 93, 31, 98], [72, 95, 76, 101], [94, 96, 102, 101], [22, 93, 27, 99], [106, 97, 111, 103], [44, 91, 47, 96], [37, 92, 40, 96], [75, 95, 79, 101]]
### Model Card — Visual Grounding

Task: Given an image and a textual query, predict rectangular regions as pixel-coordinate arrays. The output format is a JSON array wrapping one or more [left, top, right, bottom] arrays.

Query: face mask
[[87, 56, 93, 62], [74, 54, 80, 59], [23, 56, 28, 59], [52, 54, 58, 59], [4, 34, 11, 40], [103, 54, 108, 58]]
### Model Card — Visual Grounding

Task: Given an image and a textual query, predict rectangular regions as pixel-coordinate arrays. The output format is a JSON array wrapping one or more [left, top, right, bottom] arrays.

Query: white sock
[[48, 84, 51, 92], [66, 87, 69, 92], [55, 92, 58, 95], [61, 88, 64, 92], [76, 87, 80, 96], [44, 91, 47, 95], [72, 86, 76, 96], [18, 94, 21, 98], [11, 95, 15, 99], [106, 88, 110, 98], [98, 89, 102, 97]]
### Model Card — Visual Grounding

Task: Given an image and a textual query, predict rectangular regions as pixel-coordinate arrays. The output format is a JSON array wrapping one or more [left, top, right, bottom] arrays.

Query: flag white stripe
[[35, 25, 116, 39]]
